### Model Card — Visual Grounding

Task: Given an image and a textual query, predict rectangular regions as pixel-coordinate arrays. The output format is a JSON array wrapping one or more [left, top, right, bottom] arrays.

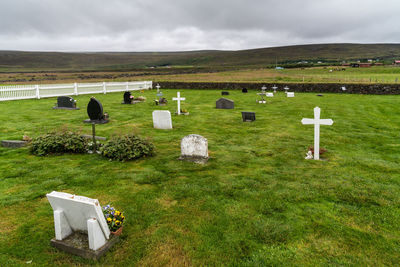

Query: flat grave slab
[[1, 140, 28, 148]]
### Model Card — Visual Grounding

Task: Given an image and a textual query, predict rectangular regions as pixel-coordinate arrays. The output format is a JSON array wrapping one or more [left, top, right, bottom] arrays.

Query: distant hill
[[1, 43, 400, 72]]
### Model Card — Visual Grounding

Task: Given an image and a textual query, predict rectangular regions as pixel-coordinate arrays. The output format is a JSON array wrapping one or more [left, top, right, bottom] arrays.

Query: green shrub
[[100, 134, 155, 161], [30, 131, 88, 156]]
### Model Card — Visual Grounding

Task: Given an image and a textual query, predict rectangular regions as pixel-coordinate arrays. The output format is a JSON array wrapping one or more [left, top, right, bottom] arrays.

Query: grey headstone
[[1, 140, 28, 148], [179, 134, 209, 164], [152, 110, 172, 129], [216, 98, 234, 109], [221, 91, 229, 95]]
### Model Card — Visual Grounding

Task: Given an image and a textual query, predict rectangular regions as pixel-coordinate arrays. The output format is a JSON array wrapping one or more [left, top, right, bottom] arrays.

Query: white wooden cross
[[301, 107, 333, 160], [173, 92, 185, 115], [156, 84, 161, 92]]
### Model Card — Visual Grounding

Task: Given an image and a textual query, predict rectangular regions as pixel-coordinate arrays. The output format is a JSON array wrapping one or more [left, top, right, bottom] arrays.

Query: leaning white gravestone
[[266, 92, 274, 97], [179, 134, 209, 164], [301, 107, 333, 160], [47, 191, 118, 260], [152, 110, 172, 129], [287, 92, 295, 97]]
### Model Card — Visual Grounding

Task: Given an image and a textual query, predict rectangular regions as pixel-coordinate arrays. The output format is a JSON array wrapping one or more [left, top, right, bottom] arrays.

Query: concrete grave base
[[83, 119, 109, 124], [81, 135, 107, 141], [50, 232, 120, 260], [121, 100, 143, 104], [53, 107, 80, 110], [1, 140, 28, 148], [179, 155, 209, 164]]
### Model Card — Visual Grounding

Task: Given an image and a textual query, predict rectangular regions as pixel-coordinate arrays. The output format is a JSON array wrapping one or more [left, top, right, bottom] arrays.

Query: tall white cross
[[301, 107, 333, 160], [173, 92, 185, 115]]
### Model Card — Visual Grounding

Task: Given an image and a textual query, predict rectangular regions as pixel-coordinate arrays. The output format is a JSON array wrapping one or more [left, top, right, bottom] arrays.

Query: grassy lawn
[[1, 89, 400, 266]]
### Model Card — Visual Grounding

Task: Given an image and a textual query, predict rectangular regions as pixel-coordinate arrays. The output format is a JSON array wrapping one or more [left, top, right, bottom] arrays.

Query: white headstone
[[172, 92, 186, 115], [301, 107, 333, 160], [287, 92, 295, 97], [180, 134, 209, 163], [266, 93, 274, 97], [46, 191, 110, 251], [152, 110, 172, 129]]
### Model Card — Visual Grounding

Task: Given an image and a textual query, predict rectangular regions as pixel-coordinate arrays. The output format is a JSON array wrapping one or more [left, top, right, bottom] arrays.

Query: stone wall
[[156, 82, 400, 95]]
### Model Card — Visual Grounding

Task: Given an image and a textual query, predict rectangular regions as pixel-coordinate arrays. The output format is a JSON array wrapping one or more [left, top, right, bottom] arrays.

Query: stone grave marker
[[284, 86, 290, 93], [122, 91, 132, 104], [301, 107, 333, 160], [287, 92, 295, 97], [46, 191, 119, 260], [172, 92, 186, 115], [266, 93, 274, 97], [179, 134, 209, 164], [53, 96, 79, 110], [1, 140, 28, 148], [242, 88, 248, 93], [84, 97, 108, 124], [242, 112, 256, 122], [84, 97, 109, 152], [153, 110, 173, 129], [272, 85, 278, 93], [216, 98, 234, 109], [221, 91, 230, 95]]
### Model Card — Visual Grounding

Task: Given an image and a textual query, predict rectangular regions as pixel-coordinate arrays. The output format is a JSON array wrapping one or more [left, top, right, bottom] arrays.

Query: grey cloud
[[0, 0, 399, 51]]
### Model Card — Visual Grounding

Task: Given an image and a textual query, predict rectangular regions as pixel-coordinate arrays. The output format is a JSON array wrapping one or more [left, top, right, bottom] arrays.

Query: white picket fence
[[0, 81, 153, 101]]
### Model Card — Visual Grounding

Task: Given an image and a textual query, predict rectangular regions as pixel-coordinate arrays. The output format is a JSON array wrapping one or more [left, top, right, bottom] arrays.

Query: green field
[[3, 66, 400, 85], [1, 90, 400, 266]]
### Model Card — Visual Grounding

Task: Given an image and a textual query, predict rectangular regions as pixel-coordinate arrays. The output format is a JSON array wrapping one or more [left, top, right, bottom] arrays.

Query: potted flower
[[180, 108, 189, 115], [103, 205, 125, 236]]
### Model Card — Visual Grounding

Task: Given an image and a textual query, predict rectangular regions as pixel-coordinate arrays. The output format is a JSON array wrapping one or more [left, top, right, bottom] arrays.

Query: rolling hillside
[[1, 43, 400, 72]]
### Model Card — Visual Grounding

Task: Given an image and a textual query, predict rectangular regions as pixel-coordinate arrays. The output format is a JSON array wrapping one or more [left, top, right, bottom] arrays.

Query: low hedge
[[30, 131, 88, 156], [100, 134, 155, 161]]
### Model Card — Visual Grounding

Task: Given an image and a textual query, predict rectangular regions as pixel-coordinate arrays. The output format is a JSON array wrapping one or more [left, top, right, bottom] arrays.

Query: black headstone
[[87, 98, 104, 121], [216, 98, 234, 109], [221, 91, 229, 95], [123, 91, 132, 104], [57, 96, 75, 108], [242, 88, 248, 93], [241, 112, 256, 122]]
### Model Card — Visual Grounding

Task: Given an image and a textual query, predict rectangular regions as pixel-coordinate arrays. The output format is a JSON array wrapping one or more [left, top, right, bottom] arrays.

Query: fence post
[[74, 83, 78, 96], [35, 85, 40, 99], [103, 82, 106, 94]]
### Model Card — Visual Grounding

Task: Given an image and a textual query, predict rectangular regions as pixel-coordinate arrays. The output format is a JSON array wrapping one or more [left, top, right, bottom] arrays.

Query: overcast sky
[[0, 0, 399, 52]]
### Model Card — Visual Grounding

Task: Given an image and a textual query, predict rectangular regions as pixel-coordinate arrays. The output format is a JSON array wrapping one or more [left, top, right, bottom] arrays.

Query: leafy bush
[[100, 134, 154, 161], [30, 131, 88, 156]]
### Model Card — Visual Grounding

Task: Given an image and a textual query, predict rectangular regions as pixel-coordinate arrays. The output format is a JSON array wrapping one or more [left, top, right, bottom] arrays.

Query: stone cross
[[301, 107, 333, 160], [156, 84, 161, 92], [173, 92, 185, 115], [284, 86, 289, 93]]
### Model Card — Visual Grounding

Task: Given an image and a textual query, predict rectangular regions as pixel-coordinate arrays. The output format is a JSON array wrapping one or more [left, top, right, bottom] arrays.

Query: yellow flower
[[121, 215, 125, 220], [115, 211, 120, 216], [107, 217, 112, 222], [115, 220, 121, 226], [113, 218, 116, 222]]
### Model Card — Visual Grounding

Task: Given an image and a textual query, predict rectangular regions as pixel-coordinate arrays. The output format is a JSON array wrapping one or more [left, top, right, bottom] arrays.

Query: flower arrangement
[[103, 205, 125, 233]]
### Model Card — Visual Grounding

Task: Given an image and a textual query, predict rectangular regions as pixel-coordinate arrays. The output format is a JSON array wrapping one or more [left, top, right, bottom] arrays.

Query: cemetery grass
[[0, 90, 400, 266]]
